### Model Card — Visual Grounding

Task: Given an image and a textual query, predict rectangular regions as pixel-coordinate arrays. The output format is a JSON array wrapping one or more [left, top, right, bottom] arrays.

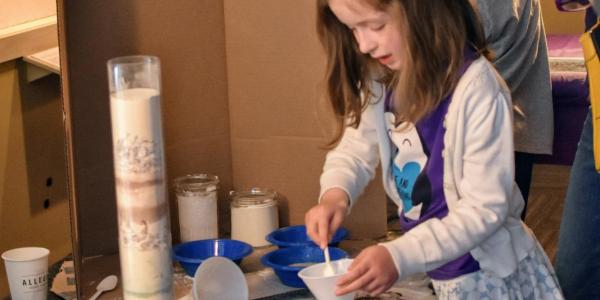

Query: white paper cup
[[2, 247, 49, 300], [298, 258, 355, 300]]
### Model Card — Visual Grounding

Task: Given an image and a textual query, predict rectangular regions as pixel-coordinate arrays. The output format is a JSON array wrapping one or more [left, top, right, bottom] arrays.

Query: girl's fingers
[[336, 267, 373, 296], [336, 258, 365, 286], [364, 278, 387, 295]]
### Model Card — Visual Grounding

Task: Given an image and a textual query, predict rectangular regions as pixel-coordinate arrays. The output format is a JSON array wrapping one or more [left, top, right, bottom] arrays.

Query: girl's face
[[328, 0, 404, 70]]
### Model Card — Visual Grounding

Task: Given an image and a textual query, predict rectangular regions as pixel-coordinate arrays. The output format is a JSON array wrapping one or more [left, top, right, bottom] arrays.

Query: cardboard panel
[[231, 138, 387, 238], [224, 0, 327, 139], [58, 0, 231, 297], [224, 0, 387, 238], [59, 0, 231, 248], [59, 1, 135, 260]]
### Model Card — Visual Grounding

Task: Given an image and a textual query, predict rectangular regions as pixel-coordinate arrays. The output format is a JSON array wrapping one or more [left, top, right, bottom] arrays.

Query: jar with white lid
[[230, 188, 279, 247], [174, 174, 219, 242]]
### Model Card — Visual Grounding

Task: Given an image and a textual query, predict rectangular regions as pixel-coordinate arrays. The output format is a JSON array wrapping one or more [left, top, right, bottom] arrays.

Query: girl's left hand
[[335, 245, 399, 296]]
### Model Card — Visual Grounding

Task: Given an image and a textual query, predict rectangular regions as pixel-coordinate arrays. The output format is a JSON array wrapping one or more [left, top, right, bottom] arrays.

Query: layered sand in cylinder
[[110, 88, 173, 300]]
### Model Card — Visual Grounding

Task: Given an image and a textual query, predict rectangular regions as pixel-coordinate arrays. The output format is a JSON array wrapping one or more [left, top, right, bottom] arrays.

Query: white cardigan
[[319, 57, 536, 280]]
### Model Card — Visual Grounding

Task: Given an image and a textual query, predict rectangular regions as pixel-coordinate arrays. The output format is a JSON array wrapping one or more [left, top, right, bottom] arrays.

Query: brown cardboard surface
[[224, 0, 387, 238], [231, 138, 387, 238], [59, 0, 231, 245], [58, 0, 232, 297], [223, 0, 327, 139]]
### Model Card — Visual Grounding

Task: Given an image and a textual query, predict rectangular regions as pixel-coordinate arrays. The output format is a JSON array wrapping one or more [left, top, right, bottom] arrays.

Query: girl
[[304, 0, 564, 299]]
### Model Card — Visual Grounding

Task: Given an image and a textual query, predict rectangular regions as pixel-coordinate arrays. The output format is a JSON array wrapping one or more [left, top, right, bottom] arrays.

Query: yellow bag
[[580, 20, 600, 172]]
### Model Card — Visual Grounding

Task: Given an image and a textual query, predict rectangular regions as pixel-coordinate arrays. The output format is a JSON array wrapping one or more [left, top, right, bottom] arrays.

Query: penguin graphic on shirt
[[385, 112, 433, 220]]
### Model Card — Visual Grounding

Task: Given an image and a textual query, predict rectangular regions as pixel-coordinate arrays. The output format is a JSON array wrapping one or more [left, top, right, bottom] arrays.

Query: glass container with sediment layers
[[108, 56, 173, 300]]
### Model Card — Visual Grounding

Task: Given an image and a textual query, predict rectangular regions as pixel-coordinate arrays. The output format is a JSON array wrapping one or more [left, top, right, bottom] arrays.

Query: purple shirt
[[385, 50, 480, 280]]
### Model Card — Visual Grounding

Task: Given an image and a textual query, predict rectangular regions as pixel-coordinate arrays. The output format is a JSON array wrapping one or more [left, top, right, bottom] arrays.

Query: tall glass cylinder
[[107, 55, 173, 299]]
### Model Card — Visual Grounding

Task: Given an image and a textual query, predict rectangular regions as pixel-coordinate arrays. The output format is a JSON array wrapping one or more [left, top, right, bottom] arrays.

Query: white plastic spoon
[[89, 275, 118, 300], [323, 247, 335, 276]]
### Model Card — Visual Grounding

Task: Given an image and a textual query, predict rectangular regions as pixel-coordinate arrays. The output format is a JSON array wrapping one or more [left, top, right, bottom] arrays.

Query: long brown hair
[[316, 0, 490, 147]]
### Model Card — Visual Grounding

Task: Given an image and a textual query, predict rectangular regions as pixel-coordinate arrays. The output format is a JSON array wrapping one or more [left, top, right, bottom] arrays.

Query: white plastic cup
[[298, 258, 355, 300], [2, 247, 49, 300]]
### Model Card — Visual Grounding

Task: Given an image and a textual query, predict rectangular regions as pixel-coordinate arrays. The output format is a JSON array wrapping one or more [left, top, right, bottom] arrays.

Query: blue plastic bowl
[[266, 225, 348, 248], [173, 239, 253, 276], [261, 246, 348, 288]]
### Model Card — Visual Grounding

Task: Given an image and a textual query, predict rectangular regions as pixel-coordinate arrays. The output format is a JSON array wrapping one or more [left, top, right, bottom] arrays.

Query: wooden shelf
[[0, 15, 57, 64], [23, 46, 59, 81], [24, 46, 59, 73]]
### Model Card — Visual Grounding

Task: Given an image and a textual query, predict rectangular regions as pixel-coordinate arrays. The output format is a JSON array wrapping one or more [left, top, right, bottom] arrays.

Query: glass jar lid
[[174, 174, 219, 194], [230, 187, 277, 208]]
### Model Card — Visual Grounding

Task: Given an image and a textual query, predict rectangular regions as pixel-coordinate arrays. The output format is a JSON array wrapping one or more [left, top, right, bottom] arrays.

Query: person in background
[[305, 0, 563, 298], [470, 0, 553, 220], [555, 0, 600, 298]]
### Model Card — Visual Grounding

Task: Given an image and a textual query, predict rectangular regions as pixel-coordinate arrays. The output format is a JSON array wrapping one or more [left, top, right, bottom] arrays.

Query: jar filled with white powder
[[174, 174, 219, 242], [230, 188, 278, 247]]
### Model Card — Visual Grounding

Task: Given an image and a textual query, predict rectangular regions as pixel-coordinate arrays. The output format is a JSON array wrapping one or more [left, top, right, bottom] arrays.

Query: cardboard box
[[57, 0, 387, 297]]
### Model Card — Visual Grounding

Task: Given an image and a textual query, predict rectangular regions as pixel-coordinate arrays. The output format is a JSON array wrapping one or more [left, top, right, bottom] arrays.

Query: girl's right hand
[[305, 188, 349, 249]]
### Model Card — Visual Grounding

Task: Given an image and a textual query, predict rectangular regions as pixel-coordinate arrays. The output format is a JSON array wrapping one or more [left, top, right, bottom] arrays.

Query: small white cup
[[298, 258, 356, 300], [2, 247, 49, 300]]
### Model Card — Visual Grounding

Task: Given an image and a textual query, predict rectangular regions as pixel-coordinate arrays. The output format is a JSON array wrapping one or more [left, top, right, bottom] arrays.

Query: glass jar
[[230, 188, 278, 247], [174, 174, 219, 242]]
